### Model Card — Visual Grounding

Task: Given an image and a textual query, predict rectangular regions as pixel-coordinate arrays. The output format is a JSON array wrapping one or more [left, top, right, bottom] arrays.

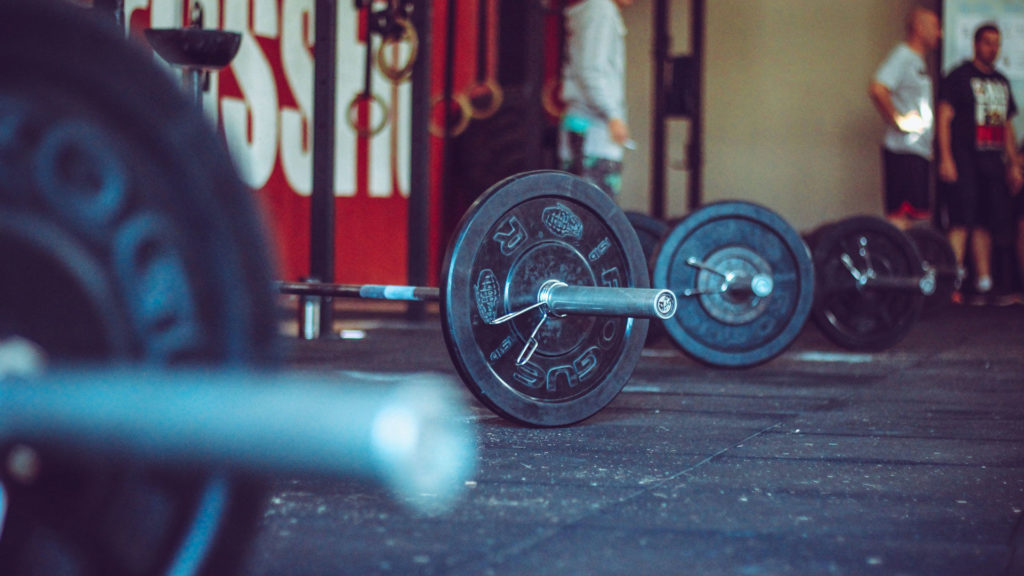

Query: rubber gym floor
[[241, 302, 1024, 576]]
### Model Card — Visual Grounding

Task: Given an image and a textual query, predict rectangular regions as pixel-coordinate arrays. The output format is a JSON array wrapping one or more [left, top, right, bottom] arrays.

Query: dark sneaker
[[989, 293, 1018, 307]]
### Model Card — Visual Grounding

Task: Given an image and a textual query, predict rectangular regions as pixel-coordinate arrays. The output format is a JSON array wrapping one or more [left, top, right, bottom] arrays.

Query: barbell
[[286, 195, 819, 377], [280, 170, 678, 427], [624, 210, 955, 359], [0, 2, 472, 574], [807, 215, 941, 351]]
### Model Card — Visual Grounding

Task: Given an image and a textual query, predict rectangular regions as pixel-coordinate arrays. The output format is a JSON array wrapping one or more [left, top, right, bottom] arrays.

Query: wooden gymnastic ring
[[377, 17, 418, 84], [541, 77, 566, 119], [346, 92, 390, 138], [429, 93, 473, 138], [465, 78, 505, 120]]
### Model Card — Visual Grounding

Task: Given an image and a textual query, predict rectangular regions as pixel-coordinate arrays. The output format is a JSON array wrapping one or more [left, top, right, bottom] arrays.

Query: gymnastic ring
[[377, 17, 418, 84], [541, 77, 566, 119], [429, 93, 473, 138], [465, 78, 505, 120], [346, 92, 390, 138]]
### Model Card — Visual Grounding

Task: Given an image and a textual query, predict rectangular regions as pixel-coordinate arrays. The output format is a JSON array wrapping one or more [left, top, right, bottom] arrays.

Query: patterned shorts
[[561, 131, 623, 198]]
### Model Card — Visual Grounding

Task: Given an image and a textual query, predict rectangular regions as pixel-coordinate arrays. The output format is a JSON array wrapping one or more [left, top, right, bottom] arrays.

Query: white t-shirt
[[560, 0, 627, 161], [874, 43, 934, 160]]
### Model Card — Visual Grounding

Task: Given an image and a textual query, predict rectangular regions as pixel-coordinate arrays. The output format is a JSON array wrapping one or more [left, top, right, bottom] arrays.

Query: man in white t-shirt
[[868, 7, 941, 230]]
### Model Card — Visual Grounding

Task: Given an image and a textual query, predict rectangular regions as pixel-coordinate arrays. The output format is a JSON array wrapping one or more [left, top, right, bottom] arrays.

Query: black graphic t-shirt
[[940, 62, 1017, 155]]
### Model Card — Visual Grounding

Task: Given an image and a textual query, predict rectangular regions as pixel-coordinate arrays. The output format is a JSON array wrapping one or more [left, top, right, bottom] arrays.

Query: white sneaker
[[955, 267, 967, 290], [976, 276, 993, 294]]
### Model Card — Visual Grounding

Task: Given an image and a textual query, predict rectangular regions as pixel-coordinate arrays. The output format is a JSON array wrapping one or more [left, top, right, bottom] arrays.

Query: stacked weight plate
[[650, 202, 816, 368]]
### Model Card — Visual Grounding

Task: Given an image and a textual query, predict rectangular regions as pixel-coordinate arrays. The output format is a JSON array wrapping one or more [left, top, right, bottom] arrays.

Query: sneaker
[[976, 275, 993, 294], [989, 293, 1017, 307], [955, 267, 967, 291], [969, 293, 989, 306]]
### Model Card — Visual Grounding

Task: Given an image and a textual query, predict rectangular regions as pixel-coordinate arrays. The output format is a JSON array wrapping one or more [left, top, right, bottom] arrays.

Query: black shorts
[[946, 153, 1013, 240], [882, 149, 931, 219]]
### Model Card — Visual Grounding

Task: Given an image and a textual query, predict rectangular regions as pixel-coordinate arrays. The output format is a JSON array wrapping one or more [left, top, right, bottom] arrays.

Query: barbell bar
[[278, 281, 441, 302], [0, 368, 476, 512], [680, 256, 775, 299], [836, 237, 937, 295], [277, 280, 677, 320]]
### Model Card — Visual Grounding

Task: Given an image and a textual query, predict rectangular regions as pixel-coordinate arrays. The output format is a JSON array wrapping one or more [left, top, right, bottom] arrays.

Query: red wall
[[126, 0, 494, 286]]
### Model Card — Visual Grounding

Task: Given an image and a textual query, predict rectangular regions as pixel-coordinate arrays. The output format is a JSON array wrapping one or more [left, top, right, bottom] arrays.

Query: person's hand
[[895, 111, 926, 134], [1007, 162, 1023, 195], [608, 118, 629, 147], [938, 157, 958, 183]]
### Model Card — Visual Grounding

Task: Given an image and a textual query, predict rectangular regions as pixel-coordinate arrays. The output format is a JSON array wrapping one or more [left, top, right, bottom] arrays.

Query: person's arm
[[936, 101, 958, 183], [869, 80, 925, 133], [1006, 120, 1022, 194], [870, 48, 926, 133], [868, 81, 900, 129]]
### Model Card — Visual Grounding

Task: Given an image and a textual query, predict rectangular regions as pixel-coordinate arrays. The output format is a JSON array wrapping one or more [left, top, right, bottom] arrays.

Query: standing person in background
[[560, 0, 636, 199], [937, 23, 1022, 304], [868, 7, 942, 231]]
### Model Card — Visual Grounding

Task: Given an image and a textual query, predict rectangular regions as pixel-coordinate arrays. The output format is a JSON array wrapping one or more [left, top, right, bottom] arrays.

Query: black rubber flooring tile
[[239, 306, 1023, 576], [477, 525, 1013, 576], [578, 456, 1023, 533], [245, 479, 641, 576]]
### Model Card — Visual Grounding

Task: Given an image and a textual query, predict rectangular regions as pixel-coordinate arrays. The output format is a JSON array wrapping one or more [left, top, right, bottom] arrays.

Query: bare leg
[[971, 227, 993, 292], [948, 227, 968, 270]]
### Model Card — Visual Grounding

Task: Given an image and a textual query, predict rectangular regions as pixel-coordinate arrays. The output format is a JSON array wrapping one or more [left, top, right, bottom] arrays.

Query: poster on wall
[[943, 0, 1024, 142], [124, 0, 418, 284]]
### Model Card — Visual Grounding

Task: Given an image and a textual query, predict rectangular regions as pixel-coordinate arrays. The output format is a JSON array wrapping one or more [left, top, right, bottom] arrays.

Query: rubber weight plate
[[624, 211, 669, 266], [442, 171, 649, 426], [652, 201, 814, 367], [811, 216, 924, 351], [0, 1, 278, 574], [904, 224, 958, 315]]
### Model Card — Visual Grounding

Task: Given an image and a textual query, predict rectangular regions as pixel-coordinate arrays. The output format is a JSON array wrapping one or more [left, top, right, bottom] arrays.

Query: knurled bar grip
[[539, 281, 678, 320]]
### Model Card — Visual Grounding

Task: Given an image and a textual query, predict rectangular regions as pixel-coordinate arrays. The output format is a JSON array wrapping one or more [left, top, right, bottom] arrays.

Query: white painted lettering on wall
[[127, 0, 411, 199]]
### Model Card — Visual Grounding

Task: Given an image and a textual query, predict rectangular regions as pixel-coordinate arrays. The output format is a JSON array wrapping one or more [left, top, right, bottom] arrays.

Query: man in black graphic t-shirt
[[937, 23, 1022, 302]]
